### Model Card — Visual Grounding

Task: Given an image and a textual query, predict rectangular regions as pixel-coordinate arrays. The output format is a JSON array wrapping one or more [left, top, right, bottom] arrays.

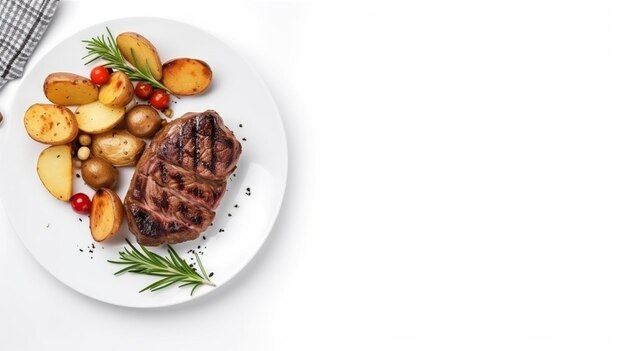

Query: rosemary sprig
[[108, 239, 215, 295], [82, 27, 170, 92]]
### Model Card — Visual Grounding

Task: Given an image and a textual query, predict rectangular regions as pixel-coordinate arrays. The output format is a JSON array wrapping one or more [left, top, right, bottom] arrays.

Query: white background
[[0, 0, 623, 349]]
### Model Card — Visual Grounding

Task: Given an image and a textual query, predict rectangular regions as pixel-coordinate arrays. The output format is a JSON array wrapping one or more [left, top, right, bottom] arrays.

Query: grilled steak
[[125, 110, 242, 246]]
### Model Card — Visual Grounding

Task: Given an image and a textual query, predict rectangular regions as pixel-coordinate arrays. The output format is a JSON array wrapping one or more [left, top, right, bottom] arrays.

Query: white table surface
[[0, 0, 624, 350]]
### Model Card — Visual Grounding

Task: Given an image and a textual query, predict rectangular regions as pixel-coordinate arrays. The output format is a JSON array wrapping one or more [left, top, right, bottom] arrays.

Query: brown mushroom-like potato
[[81, 157, 118, 189], [125, 105, 162, 138]]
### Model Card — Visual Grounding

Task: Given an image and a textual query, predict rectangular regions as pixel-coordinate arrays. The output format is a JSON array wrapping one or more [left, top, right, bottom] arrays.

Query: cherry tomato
[[150, 89, 170, 110], [90, 66, 110, 85], [134, 82, 153, 100], [70, 193, 92, 215]]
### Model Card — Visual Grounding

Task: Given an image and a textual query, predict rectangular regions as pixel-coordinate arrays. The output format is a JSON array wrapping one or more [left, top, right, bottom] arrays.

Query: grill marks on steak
[[125, 110, 241, 246], [154, 112, 239, 181]]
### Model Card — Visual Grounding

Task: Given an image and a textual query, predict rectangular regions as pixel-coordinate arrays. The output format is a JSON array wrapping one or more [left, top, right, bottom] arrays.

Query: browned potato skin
[[98, 71, 133, 107], [125, 105, 162, 138], [81, 157, 118, 189], [24, 104, 78, 145], [90, 188, 124, 242], [44, 72, 98, 105], [116, 32, 162, 80], [162, 58, 212, 96], [91, 129, 145, 166]]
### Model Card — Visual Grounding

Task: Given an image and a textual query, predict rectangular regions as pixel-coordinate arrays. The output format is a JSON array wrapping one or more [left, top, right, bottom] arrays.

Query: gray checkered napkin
[[0, 0, 59, 89]]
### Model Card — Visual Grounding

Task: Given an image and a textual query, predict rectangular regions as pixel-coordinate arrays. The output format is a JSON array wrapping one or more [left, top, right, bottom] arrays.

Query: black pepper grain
[[79, 218, 82, 222], [219, 229, 224, 233]]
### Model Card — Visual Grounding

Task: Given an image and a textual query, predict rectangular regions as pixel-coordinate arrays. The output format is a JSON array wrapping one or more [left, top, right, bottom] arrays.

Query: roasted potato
[[91, 130, 145, 166], [98, 71, 133, 107], [90, 188, 124, 242], [37, 145, 73, 201], [162, 58, 212, 96], [44, 72, 98, 105], [116, 32, 162, 80], [81, 157, 118, 189], [74, 101, 125, 134], [24, 104, 78, 145], [125, 105, 161, 138]]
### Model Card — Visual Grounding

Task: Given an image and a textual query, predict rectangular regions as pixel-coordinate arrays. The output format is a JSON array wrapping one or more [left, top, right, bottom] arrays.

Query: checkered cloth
[[0, 0, 59, 89]]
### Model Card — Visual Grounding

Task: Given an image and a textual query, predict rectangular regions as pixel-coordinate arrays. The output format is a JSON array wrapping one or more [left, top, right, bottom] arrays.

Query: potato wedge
[[37, 145, 72, 201], [116, 32, 162, 80], [91, 130, 145, 166], [74, 101, 125, 133], [98, 71, 134, 107], [162, 58, 212, 96], [44, 72, 98, 106], [90, 188, 124, 242], [24, 104, 78, 145]]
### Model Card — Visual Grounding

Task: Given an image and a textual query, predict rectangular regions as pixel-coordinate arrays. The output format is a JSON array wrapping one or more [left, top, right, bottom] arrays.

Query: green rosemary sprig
[[108, 239, 215, 295], [82, 27, 170, 92]]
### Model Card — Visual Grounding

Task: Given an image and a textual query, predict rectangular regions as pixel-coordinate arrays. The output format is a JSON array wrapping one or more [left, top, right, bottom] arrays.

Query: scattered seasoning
[[209, 272, 214, 278], [78, 218, 82, 222], [56, 154, 60, 158], [92, 244, 95, 249], [245, 187, 251, 196], [197, 245, 201, 249], [242, 138, 247, 141], [202, 236, 206, 240], [88, 250, 93, 253], [239, 124, 243, 128], [228, 213, 232, 217], [234, 204, 239, 208], [76, 174, 81, 178], [219, 229, 225, 233], [233, 173, 236, 177], [79, 249, 83, 252]]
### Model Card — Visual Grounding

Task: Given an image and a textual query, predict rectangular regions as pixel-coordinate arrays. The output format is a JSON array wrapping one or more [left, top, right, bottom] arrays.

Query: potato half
[[37, 145, 73, 201], [24, 104, 78, 145], [44, 72, 98, 106], [74, 101, 125, 134], [90, 188, 124, 242], [116, 32, 162, 80], [162, 58, 212, 96], [91, 130, 145, 166], [98, 71, 134, 107]]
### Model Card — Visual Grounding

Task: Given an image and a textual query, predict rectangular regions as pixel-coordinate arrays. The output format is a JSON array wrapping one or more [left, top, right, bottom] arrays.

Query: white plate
[[0, 17, 287, 308]]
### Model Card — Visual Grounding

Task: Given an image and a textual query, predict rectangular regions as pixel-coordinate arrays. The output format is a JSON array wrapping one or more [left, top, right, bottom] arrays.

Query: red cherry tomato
[[70, 193, 92, 215], [150, 89, 170, 110], [90, 66, 110, 85], [134, 82, 153, 100]]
